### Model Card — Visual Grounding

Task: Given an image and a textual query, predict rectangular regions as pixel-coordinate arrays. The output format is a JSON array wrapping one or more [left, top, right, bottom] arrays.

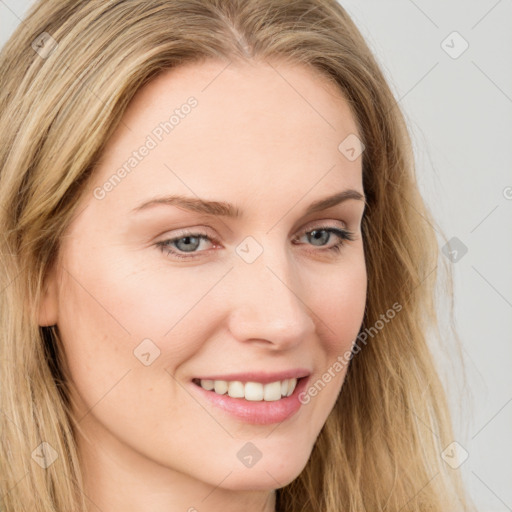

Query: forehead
[[84, 59, 363, 219]]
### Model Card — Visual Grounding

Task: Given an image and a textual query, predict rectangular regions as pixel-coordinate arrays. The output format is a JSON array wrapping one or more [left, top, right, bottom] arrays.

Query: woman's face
[[40, 59, 367, 498]]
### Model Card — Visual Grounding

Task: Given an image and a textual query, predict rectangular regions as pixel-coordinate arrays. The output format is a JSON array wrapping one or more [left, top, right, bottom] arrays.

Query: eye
[[155, 225, 356, 260], [292, 225, 356, 255], [156, 230, 214, 260]]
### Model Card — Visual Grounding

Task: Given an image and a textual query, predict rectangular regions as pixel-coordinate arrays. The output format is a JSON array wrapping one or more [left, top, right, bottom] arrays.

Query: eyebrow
[[130, 189, 366, 218]]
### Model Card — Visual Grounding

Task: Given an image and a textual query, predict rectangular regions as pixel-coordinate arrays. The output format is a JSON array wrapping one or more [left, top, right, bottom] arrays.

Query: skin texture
[[39, 59, 367, 512]]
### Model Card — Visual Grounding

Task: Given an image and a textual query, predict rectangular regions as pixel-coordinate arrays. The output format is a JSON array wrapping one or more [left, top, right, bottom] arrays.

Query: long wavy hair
[[0, 1, 474, 511]]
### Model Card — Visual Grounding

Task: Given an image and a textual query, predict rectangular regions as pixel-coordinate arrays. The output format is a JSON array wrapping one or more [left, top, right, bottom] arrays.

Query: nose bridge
[[226, 237, 315, 345]]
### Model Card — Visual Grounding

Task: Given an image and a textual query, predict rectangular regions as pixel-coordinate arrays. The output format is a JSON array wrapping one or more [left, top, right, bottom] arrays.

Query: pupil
[[309, 229, 328, 246], [177, 236, 200, 252]]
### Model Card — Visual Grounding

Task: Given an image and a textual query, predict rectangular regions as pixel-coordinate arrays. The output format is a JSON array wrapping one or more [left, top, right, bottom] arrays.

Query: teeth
[[198, 377, 298, 401], [201, 379, 214, 391], [263, 381, 282, 401], [245, 381, 264, 401], [286, 379, 295, 397], [214, 380, 228, 395], [227, 381, 244, 398]]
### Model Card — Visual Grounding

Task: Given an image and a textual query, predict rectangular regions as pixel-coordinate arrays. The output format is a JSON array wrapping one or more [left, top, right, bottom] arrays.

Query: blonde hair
[[0, 1, 475, 510]]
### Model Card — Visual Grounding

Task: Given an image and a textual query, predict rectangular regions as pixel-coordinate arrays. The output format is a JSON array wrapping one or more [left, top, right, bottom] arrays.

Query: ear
[[38, 264, 59, 327]]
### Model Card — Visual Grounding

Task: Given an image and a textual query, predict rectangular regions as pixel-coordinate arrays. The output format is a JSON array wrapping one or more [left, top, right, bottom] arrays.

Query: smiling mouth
[[192, 376, 305, 402]]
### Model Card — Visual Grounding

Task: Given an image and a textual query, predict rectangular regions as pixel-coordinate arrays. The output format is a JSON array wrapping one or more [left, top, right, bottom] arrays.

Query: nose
[[225, 244, 316, 350]]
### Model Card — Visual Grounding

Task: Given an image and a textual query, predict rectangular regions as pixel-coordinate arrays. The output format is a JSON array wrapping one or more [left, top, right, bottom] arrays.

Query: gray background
[[1, 1, 511, 510]]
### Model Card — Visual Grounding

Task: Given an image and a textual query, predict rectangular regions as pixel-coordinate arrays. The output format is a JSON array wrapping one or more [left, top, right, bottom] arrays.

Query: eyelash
[[155, 225, 356, 260]]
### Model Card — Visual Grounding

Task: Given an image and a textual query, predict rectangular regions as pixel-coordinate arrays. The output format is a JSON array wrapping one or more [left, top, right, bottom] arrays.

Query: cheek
[[54, 244, 213, 410], [55, 259, 193, 439], [55, 264, 132, 417], [292, 256, 366, 437], [313, 252, 367, 354]]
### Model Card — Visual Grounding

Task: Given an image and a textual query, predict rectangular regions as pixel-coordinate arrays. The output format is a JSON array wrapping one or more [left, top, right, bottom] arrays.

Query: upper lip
[[193, 369, 311, 384]]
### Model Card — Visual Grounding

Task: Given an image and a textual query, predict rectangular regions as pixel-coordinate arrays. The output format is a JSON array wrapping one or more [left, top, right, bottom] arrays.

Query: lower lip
[[189, 377, 310, 425]]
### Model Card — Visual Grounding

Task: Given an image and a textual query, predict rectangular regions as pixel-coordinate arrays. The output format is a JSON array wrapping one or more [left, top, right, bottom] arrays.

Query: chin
[[214, 456, 309, 491]]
